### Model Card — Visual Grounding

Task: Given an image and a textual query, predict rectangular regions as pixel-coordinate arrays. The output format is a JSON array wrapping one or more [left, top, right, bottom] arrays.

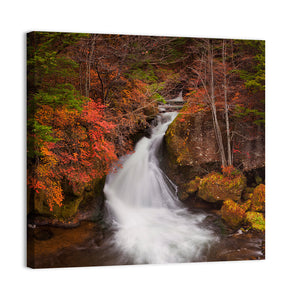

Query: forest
[[27, 32, 265, 267]]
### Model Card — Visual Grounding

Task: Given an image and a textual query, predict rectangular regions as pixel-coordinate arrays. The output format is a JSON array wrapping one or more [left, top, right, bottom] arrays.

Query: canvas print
[[27, 32, 265, 268]]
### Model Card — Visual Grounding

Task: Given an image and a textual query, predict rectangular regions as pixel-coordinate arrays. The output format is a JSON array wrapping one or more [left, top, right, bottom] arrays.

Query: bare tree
[[208, 40, 227, 167], [222, 40, 232, 166]]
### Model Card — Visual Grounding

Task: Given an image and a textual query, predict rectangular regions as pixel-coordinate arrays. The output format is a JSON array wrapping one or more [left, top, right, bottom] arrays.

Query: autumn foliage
[[27, 32, 264, 215], [27, 32, 157, 212], [28, 99, 117, 210]]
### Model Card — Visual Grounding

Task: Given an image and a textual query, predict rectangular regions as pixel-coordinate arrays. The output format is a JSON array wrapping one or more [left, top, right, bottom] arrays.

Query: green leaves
[[27, 119, 58, 158], [234, 105, 265, 125], [152, 92, 165, 103], [27, 32, 84, 90], [34, 84, 86, 111], [235, 40, 265, 93]]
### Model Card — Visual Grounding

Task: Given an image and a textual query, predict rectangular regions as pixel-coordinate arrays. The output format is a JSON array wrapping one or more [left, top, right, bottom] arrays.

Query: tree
[[187, 39, 228, 166], [222, 40, 232, 166]]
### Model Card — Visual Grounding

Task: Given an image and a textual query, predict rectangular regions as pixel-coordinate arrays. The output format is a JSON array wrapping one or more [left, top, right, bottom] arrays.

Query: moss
[[165, 113, 193, 166], [185, 176, 201, 194], [34, 190, 84, 219], [221, 199, 246, 228], [197, 172, 247, 203], [255, 175, 263, 185], [240, 199, 252, 211], [32, 177, 105, 220], [245, 211, 265, 232], [245, 187, 254, 193], [251, 184, 265, 212]]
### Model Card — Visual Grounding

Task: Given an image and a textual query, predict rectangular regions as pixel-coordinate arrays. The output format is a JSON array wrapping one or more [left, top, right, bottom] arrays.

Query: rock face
[[163, 110, 265, 190], [162, 107, 266, 232], [164, 111, 220, 176]]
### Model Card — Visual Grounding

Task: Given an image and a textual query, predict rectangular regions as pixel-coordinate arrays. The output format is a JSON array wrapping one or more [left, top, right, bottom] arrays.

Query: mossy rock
[[32, 177, 105, 220], [245, 211, 265, 232], [185, 176, 201, 194], [34, 190, 84, 219], [251, 184, 265, 212], [164, 113, 194, 167], [197, 172, 247, 203], [221, 199, 246, 228], [255, 175, 263, 185], [240, 199, 252, 211], [242, 187, 254, 201], [245, 187, 255, 193]]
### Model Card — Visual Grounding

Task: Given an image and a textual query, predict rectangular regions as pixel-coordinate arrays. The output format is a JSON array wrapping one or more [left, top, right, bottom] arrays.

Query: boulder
[[221, 199, 246, 228], [29, 176, 106, 222], [185, 176, 201, 194], [197, 172, 247, 203], [251, 184, 265, 212], [245, 211, 265, 232]]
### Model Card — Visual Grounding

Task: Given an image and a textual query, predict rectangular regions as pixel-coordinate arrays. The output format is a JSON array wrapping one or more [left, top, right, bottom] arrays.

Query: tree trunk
[[223, 40, 232, 165], [209, 40, 227, 167], [85, 35, 96, 97]]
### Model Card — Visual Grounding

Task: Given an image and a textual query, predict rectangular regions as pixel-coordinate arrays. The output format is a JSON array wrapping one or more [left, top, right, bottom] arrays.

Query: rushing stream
[[103, 112, 217, 264]]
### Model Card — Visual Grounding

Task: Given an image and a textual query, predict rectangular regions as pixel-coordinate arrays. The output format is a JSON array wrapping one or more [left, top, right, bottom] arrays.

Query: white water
[[104, 112, 216, 264]]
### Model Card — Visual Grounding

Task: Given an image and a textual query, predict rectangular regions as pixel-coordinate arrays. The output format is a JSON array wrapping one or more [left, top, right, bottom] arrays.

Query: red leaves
[[31, 98, 119, 211]]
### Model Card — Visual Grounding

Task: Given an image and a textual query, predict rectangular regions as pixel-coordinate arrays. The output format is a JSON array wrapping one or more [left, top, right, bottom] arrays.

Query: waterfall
[[104, 112, 217, 264]]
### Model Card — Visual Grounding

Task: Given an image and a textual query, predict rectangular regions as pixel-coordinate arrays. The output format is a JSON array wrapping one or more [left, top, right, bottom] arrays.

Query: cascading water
[[104, 112, 217, 264]]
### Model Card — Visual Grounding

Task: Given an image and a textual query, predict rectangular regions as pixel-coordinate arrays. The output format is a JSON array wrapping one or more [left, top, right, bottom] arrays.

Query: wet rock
[[33, 228, 53, 241], [178, 189, 189, 201]]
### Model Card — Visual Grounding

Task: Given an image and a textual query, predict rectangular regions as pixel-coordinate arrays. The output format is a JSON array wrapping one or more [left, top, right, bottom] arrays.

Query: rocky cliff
[[162, 109, 265, 190]]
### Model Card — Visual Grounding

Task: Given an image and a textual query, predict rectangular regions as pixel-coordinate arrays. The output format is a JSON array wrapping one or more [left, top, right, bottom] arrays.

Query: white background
[[1, 0, 299, 299]]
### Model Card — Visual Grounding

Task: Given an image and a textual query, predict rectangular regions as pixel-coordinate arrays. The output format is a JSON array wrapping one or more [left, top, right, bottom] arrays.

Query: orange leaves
[[43, 178, 64, 211], [30, 97, 119, 211]]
